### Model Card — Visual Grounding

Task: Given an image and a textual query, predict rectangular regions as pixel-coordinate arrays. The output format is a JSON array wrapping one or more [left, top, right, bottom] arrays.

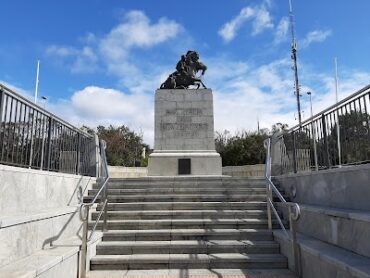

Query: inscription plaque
[[178, 158, 191, 175]]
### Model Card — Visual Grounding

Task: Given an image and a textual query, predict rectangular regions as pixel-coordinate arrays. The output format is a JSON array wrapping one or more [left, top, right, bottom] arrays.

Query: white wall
[[0, 164, 96, 268]]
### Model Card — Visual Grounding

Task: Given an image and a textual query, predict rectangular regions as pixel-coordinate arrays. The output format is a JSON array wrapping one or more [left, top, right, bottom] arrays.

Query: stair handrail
[[79, 139, 109, 278], [264, 137, 301, 276]]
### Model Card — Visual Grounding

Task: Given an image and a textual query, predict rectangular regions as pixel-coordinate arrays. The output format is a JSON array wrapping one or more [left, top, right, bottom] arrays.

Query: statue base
[[148, 150, 222, 176], [148, 89, 222, 176]]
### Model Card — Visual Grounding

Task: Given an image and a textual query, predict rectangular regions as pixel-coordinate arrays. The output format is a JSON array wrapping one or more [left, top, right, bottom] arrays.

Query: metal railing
[[274, 85, 370, 175], [79, 139, 109, 278], [0, 83, 96, 176], [264, 138, 301, 276]]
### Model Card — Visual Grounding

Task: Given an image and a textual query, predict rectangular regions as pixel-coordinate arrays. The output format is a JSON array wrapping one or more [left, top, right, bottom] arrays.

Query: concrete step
[[96, 240, 280, 255], [96, 183, 266, 190], [90, 219, 282, 230], [106, 176, 265, 185], [86, 268, 297, 278], [89, 188, 267, 195], [102, 229, 273, 241], [97, 201, 267, 211], [90, 253, 287, 270], [283, 204, 370, 258], [84, 194, 267, 203], [275, 230, 370, 278], [91, 210, 268, 220]]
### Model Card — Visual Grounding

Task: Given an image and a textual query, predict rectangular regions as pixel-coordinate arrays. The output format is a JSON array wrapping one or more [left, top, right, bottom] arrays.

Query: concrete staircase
[[85, 177, 296, 277], [273, 175, 370, 278]]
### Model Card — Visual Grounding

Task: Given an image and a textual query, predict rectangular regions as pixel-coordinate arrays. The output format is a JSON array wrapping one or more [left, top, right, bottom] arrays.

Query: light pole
[[307, 92, 318, 171], [41, 96, 48, 109]]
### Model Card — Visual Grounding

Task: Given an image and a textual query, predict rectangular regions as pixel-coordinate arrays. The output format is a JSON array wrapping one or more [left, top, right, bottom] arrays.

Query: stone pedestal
[[148, 89, 222, 176]]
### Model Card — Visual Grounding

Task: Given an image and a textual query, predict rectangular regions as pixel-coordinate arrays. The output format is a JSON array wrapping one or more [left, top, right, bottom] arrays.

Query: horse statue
[[160, 50, 207, 89]]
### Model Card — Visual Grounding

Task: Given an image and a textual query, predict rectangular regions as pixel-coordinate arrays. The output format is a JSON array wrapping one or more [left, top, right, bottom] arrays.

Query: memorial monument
[[148, 51, 222, 176]]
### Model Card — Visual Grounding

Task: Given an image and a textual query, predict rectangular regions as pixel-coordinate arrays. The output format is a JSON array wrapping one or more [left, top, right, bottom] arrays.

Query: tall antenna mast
[[289, 0, 302, 125]]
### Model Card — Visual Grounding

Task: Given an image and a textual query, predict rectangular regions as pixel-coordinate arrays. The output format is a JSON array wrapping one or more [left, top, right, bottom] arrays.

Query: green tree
[[215, 130, 269, 166], [96, 125, 149, 166]]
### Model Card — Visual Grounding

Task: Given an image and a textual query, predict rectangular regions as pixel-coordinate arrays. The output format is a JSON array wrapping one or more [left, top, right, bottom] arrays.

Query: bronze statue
[[160, 50, 207, 89]]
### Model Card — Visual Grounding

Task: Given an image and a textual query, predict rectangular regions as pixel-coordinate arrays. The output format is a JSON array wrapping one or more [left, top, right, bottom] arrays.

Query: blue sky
[[1, 0, 370, 145]]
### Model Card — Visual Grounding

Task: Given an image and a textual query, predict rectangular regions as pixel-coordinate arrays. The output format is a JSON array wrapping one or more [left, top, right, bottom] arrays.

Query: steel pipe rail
[[0, 83, 92, 136], [273, 84, 370, 175], [264, 138, 301, 276], [79, 139, 109, 278], [0, 83, 96, 176]]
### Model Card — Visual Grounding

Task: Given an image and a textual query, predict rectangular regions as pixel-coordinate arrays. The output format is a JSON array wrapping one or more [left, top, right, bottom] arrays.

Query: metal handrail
[[79, 139, 109, 278], [287, 84, 370, 132], [0, 83, 96, 175], [0, 83, 93, 138], [264, 138, 301, 276], [274, 84, 370, 175]]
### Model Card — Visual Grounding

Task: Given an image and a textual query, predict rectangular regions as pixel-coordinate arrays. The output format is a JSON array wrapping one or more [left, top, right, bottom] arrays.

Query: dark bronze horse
[[160, 51, 207, 89]]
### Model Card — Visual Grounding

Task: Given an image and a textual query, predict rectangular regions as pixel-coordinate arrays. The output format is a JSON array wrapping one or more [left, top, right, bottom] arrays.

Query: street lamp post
[[307, 92, 318, 171], [41, 96, 48, 109]]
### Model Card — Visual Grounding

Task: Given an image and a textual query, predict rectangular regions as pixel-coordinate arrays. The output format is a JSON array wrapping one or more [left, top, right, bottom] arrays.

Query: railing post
[[264, 138, 273, 230], [312, 121, 319, 171], [28, 109, 36, 168], [267, 184, 272, 230], [95, 134, 100, 178], [0, 89, 5, 161], [80, 206, 89, 278], [76, 133, 81, 175], [103, 185, 108, 232], [101, 140, 109, 231], [289, 206, 301, 276], [39, 116, 47, 170], [0, 89, 4, 122], [46, 118, 53, 171], [322, 115, 331, 168], [292, 133, 297, 173]]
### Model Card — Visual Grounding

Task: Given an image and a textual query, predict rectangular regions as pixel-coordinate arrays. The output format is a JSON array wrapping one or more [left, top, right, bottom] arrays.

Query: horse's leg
[[200, 80, 207, 89]]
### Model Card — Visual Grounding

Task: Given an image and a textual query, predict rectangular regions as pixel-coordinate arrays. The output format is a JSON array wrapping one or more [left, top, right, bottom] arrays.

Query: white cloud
[[274, 17, 289, 44], [206, 57, 298, 133], [218, 1, 274, 42], [46, 10, 183, 76], [71, 86, 155, 122], [71, 47, 98, 73], [46, 45, 79, 57], [251, 5, 274, 35], [301, 29, 332, 48], [302, 71, 370, 118], [204, 55, 370, 134], [46, 45, 98, 73], [100, 11, 182, 61], [49, 86, 154, 144]]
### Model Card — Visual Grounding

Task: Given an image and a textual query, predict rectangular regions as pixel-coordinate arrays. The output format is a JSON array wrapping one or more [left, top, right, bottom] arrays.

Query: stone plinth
[[148, 89, 222, 176]]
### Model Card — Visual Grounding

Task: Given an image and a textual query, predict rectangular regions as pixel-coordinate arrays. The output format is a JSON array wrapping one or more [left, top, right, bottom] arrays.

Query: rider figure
[[176, 55, 187, 75]]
